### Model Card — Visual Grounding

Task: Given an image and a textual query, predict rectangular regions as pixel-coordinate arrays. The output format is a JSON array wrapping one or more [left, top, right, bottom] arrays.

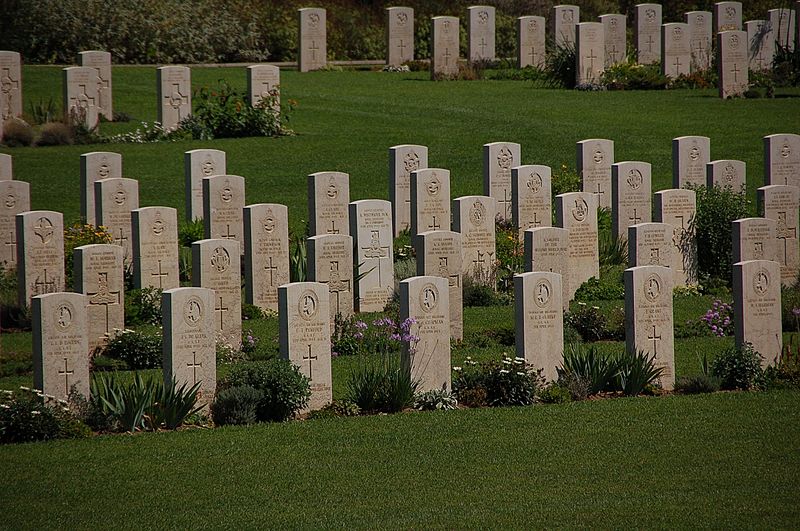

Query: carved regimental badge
[[184, 296, 203, 327], [299, 290, 318, 320], [420, 283, 439, 313], [55, 302, 74, 330]]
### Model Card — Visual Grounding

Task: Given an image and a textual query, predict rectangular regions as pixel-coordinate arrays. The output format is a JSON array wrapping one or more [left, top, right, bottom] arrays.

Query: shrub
[[2, 118, 34, 147], [763, 340, 800, 389], [545, 41, 576, 88], [98, 328, 162, 370], [414, 389, 458, 411], [566, 304, 625, 342], [106, 121, 188, 144], [557, 371, 592, 401], [453, 355, 543, 408], [463, 274, 510, 307], [495, 219, 524, 293], [346, 352, 419, 413], [615, 350, 664, 396], [211, 385, 262, 426], [240, 329, 277, 362], [64, 222, 114, 290], [710, 343, 764, 390], [558, 343, 617, 395], [306, 400, 362, 420], [573, 271, 625, 301], [124, 287, 162, 326], [674, 375, 721, 394], [601, 61, 669, 90], [35, 121, 74, 146], [0, 387, 91, 444], [27, 98, 60, 125], [536, 382, 572, 404], [221, 360, 310, 422], [241, 303, 264, 321], [551, 163, 581, 198], [179, 218, 205, 244]]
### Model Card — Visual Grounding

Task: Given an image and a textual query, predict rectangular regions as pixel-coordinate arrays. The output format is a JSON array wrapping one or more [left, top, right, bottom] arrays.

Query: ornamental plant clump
[[710, 343, 764, 391], [700, 299, 734, 337], [453, 355, 543, 407], [220, 360, 310, 422], [0, 387, 91, 444]]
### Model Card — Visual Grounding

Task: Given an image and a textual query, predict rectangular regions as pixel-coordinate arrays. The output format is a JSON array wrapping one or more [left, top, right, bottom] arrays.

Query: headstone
[[389, 144, 429, 237], [714, 2, 743, 33], [483, 141, 520, 221], [184, 149, 226, 222], [350, 199, 394, 313], [717, 30, 748, 98], [635, 3, 662, 64], [414, 230, 463, 341], [307, 234, 354, 323], [746, 20, 775, 72], [662, 23, 691, 78], [16, 211, 65, 307], [62, 66, 99, 128], [734, 260, 782, 366], [308, 171, 350, 236], [0, 153, 11, 180], [624, 265, 675, 390], [410, 168, 451, 235], [278, 281, 332, 411], [576, 22, 605, 85], [399, 276, 451, 393], [771, 7, 797, 50], [686, 11, 713, 71], [523, 226, 570, 310], [0, 180, 29, 267], [611, 161, 652, 241], [555, 192, 599, 301], [244, 203, 290, 313], [732, 217, 778, 263], [453, 195, 497, 284], [628, 223, 673, 269], [78, 50, 112, 121], [202, 174, 245, 252], [672, 136, 710, 189], [81, 151, 122, 226], [706, 159, 746, 191], [577, 138, 614, 210], [758, 184, 800, 287], [468, 6, 496, 62], [131, 206, 180, 290], [74, 244, 124, 353], [515, 271, 563, 382], [95, 177, 138, 266], [162, 287, 216, 407], [511, 164, 552, 238], [386, 7, 415, 66], [551, 5, 579, 49], [431, 16, 460, 78], [599, 14, 626, 67], [518, 16, 546, 68], [764, 133, 800, 188], [246, 64, 280, 112], [156, 66, 191, 130], [0, 51, 22, 121], [654, 189, 698, 284], [192, 238, 242, 348], [32, 292, 89, 400], [298, 8, 327, 72]]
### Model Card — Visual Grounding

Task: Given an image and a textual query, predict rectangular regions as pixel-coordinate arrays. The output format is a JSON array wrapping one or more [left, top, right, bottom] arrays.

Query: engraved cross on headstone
[[647, 324, 661, 355], [151, 259, 168, 289], [1, 67, 19, 118], [309, 41, 320, 61], [165, 83, 189, 121], [187, 351, 202, 385], [34, 269, 57, 295], [303, 345, 317, 379], [362, 230, 390, 285], [215, 296, 228, 330], [87, 271, 121, 334], [472, 250, 487, 275], [398, 39, 407, 55], [531, 211, 543, 228], [607, 44, 619, 63], [629, 209, 643, 224], [58, 357, 74, 396], [4, 230, 15, 261], [438, 256, 460, 287], [427, 215, 441, 231], [594, 182, 606, 201], [645, 34, 655, 52], [479, 37, 488, 57], [113, 227, 128, 248], [327, 220, 339, 235], [776, 212, 797, 265], [673, 56, 683, 73], [443, 48, 452, 66], [264, 256, 278, 286], [499, 189, 512, 218], [731, 64, 741, 82], [586, 49, 598, 71], [221, 224, 236, 241], [325, 260, 351, 315]]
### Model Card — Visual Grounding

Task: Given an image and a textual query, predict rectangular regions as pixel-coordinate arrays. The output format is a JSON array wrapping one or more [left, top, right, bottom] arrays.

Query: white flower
[[499, 369, 510, 374], [19, 386, 30, 391], [466, 356, 472, 360], [502, 359, 512, 365], [31, 410, 41, 415], [57, 399, 68, 405], [44, 394, 54, 400], [517, 372, 525, 376], [453, 366, 462, 371], [592, 306, 600, 310], [578, 302, 587, 306], [0, 404, 10, 409]]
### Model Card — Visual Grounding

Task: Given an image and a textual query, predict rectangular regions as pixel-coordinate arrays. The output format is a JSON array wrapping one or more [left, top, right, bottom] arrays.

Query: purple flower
[[711, 325, 718, 332], [390, 333, 401, 341], [793, 307, 800, 317], [354, 332, 364, 340], [355, 320, 368, 330]]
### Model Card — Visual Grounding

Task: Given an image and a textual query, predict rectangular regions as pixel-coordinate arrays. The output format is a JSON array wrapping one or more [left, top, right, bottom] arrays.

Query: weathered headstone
[[758, 184, 800, 287], [577, 138, 614, 210], [635, 3, 663, 64], [278, 281, 332, 411], [624, 265, 675, 390], [74, 244, 124, 353], [732, 217, 778, 263], [518, 16, 546, 68], [515, 271, 563, 382], [599, 14, 626, 67], [431, 16, 460, 78], [511, 164, 552, 238], [0, 153, 11, 180], [247, 64, 280, 112], [523, 226, 570, 310], [733, 260, 782, 366], [244, 203, 290, 313], [203, 174, 245, 251], [764, 133, 800, 188], [298, 8, 327, 72], [555, 192, 599, 301], [184, 149, 226, 222], [386, 7, 415, 66], [628, 222, 673, 269], [414, 230, 463, 341], [32, 292, 89, 400], [551, 5, 579, 49], [672, 136, 710, 189], [0, 51, 22, 121], [717, 30, 748, 98], [399, 276, 451, 393], [63, 66, 99, 128], [0, 179, 29, 267], [662, 23, 691, 78], [81, 151, 122, 226], [78, 50, 112, 121], [17, 211, 65, 306], [611, 161, 652, 240], [156, 66, 191, 130], [714, 2, 743, 33], [453, 195, 497, 285], [308, 171, 350, 236], [468, 6, 496, 62], [162, 287, 216, 407], [769, 8, 796, 51], [389, 144, 428, 236], [483, 141, 520, 221], [686, 11, 713, 71], [707, 159, 746, 191], [576, 22, 605, 85], [192, 238, 242, 348], [350, 200, 394, 313], [654, 189, 698, 284], [95, 177, 138, 265], [307, 234, 354, 323], [131, 206, 180, 290], [410, 168, 450, 235], [746, 20, 775, 72]]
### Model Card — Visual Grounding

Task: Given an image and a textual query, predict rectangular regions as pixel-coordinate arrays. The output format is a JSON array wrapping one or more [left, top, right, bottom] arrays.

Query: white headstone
[[769, 8, 796, 51], [81, 151, 122, 226], [468, 6, 496, 61], [746, 20, 775, 72], [78, 50, 112, 121], [672, 136, 710, 189], [184, 149, 226, 222], [758, 184, 800, 287], [0, 153, 11, 180], [192, 238, 242, 348], [74, 244, 124, 353], [518, 16, 546, 68], [611, 161, 652, 240], [635, 3, 663, 64], [686, 11, 713, 70], [717, 30, 748, 99], [599, 14, 627, 67], [202, 174, 245, 252], [299, 8, 327, 72], [95, 177, 139, 266], [411, 168, 450, 235], [386, 7, 415, 66], [577, 138, 614, 209], [524, 226, 570, 310], [452, 195, 497, 284], [0, 180, 29, 267], [244, 203, 290, 313], [350, 199, 394, 313], [662, 23, 691, 78], [654, 189, 698, 285], [733, 260, 782, 367], [576, 22, 605, 85], [0, 51, 22, 121], [63, 66, 99, 128], [156, 66, 191, 130], [628, 222, 673, 269], [389, 144, 429, 236], [511, 164, 552, 238], [555, 192, 599, 301], [483, 141, 520, 221], [706, 159, 746, 191], [307, 234, 354, 323], [551, 5, 580, 49], [17, 211, 65, 307], [515, 271, 564, 382], [309, 171, 350, 237], [131, 206, 180, 290], [246, 64, 280, 112], [764, 133, 800, 188], [431, 16, 460, 78], [714, 2, 743, 33], [732, 217, 779, 263], [414, 230, 463, 341]]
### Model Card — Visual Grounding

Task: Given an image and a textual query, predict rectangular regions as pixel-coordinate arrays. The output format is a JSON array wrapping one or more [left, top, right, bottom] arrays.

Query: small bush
[[36, 121, 74, 146], [551, 163, 581, 198], [0, 387, 91, 444], [414, 389, 458, 411], [601, 61, 669, 90], [241, 303, 264, 321], [124, 287, 162, 326], [98, 328, 162, 370], [558, 343, 617, 395], [306, 400, 362, 420], [221, 360, 310, 422], [211, 385, 262, 426], [241, 329, 277, 362], [674, 374, 721, 394], [2, 118, 34, 147], [179, 218, 205, 245], [463, 274, 510, 307], [64, 222, 114, 290], [453, 355, 543, 408], [566, 304, 625, 342], [27, 98, 60, 125], [556, 371, 592, 401], [710, 343, 764, 390], [536, 382, 572, 404], [763, 340, 800, 389], [495, 219, 524, 293], [545, 41, 576, 89], [346, 351, 418, 413], [573, 271, 625, 301]]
